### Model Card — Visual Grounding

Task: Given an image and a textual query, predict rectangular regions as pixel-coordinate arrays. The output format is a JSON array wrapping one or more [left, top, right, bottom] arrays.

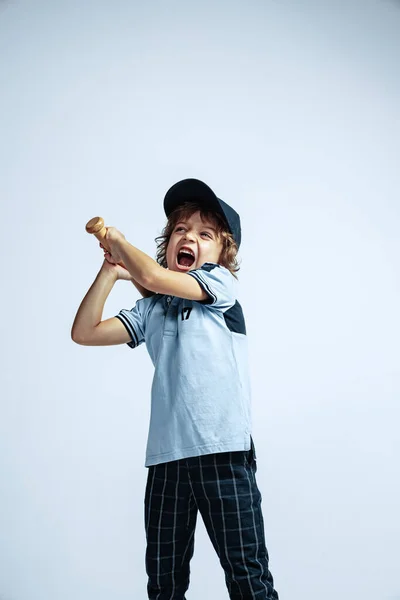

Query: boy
[[71, 178, 279, 600]]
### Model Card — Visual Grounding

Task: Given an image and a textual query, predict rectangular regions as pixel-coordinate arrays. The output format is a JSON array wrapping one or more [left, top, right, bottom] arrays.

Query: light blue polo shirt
[[115, 262, 252, 467]]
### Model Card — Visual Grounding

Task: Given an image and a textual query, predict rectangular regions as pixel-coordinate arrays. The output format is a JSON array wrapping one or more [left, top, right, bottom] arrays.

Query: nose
[[183, 230, 195, 242]]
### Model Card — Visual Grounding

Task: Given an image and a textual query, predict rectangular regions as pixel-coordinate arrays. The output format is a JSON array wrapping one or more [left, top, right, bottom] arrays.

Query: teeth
[[179, 248, 194, 257]]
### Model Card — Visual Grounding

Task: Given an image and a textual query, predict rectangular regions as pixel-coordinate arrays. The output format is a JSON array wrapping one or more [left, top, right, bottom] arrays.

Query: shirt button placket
[[164, 297, 177, 336]]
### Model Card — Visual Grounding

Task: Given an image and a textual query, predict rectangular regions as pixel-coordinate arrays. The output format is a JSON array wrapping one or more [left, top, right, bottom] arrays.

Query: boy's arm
[[131, 278, 155, 298], [71, 265, 131, 346], [114, 238, 208, 301]]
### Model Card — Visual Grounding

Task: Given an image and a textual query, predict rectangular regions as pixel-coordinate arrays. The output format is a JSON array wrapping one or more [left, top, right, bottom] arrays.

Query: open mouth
[[176, 247, 195, 270]]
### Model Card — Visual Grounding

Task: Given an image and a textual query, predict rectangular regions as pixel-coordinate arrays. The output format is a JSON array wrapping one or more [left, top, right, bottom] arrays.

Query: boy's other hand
[[100, 243, 133, 281]]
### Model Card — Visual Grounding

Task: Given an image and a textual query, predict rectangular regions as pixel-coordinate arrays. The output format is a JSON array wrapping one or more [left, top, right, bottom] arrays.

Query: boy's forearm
[[117, 240, 162, 290], [131, 278, 155, 298], [71, 268, 117, 339]]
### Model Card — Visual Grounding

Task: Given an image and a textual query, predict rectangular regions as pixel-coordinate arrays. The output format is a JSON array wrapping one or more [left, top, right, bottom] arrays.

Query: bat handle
[[85, 216, 110, 251], [85, 216, 127, 269]]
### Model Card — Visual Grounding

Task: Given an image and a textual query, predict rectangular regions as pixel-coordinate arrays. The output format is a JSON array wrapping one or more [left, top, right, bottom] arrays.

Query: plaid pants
[[144, 437, 279, 599]]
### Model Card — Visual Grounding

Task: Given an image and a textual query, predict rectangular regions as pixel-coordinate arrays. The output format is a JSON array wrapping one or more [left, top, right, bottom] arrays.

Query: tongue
[[180, 256, 194, 267]]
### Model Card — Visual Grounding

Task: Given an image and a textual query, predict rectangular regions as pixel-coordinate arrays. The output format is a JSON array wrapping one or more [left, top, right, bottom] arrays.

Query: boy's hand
[[105, 227, 125, 260], [100, 241, 133, 281]]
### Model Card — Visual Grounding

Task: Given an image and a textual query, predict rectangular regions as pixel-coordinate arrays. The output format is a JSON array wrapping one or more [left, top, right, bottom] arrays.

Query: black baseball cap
[[163, 178, 242, 249]]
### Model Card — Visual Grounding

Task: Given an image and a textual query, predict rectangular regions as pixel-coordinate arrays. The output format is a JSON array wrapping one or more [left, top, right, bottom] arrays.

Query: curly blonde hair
[[155, 202, 240, 278]]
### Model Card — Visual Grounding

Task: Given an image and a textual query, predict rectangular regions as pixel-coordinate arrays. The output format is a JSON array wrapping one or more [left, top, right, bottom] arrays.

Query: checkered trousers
[[144, 438, 279, 599]]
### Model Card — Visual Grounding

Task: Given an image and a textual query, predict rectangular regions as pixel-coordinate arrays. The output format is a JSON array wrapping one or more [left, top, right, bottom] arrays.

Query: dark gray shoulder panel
[[223, 301, 246, 335], [200, 263, 220, 273]]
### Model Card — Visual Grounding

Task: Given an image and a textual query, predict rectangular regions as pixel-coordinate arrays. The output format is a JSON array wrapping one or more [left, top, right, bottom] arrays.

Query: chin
[[166, 263, 191, 273], [174, 261, 196, 273]]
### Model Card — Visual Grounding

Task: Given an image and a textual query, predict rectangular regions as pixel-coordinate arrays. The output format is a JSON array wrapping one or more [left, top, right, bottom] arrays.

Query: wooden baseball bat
[[86, 216, 154, 298], [85, 216, 126, 267], [86, 216, 108, 247]]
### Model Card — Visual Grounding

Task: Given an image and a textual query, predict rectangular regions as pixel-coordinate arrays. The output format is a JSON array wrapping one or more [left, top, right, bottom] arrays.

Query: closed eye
[[201, 232, 212, 238]]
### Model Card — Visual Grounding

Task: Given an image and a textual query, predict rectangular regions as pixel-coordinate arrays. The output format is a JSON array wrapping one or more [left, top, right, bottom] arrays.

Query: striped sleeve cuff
[[115, 312, 140, 349], [187, 271, 217, 304]]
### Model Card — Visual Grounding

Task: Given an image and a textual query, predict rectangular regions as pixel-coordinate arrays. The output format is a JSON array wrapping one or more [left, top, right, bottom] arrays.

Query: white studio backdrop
[[1, 1, 399, 599]]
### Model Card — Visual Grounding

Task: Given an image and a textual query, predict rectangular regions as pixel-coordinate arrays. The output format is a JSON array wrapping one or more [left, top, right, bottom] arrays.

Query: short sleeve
[[187, 263, 236, 312], [115, 298, 147, 349]]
